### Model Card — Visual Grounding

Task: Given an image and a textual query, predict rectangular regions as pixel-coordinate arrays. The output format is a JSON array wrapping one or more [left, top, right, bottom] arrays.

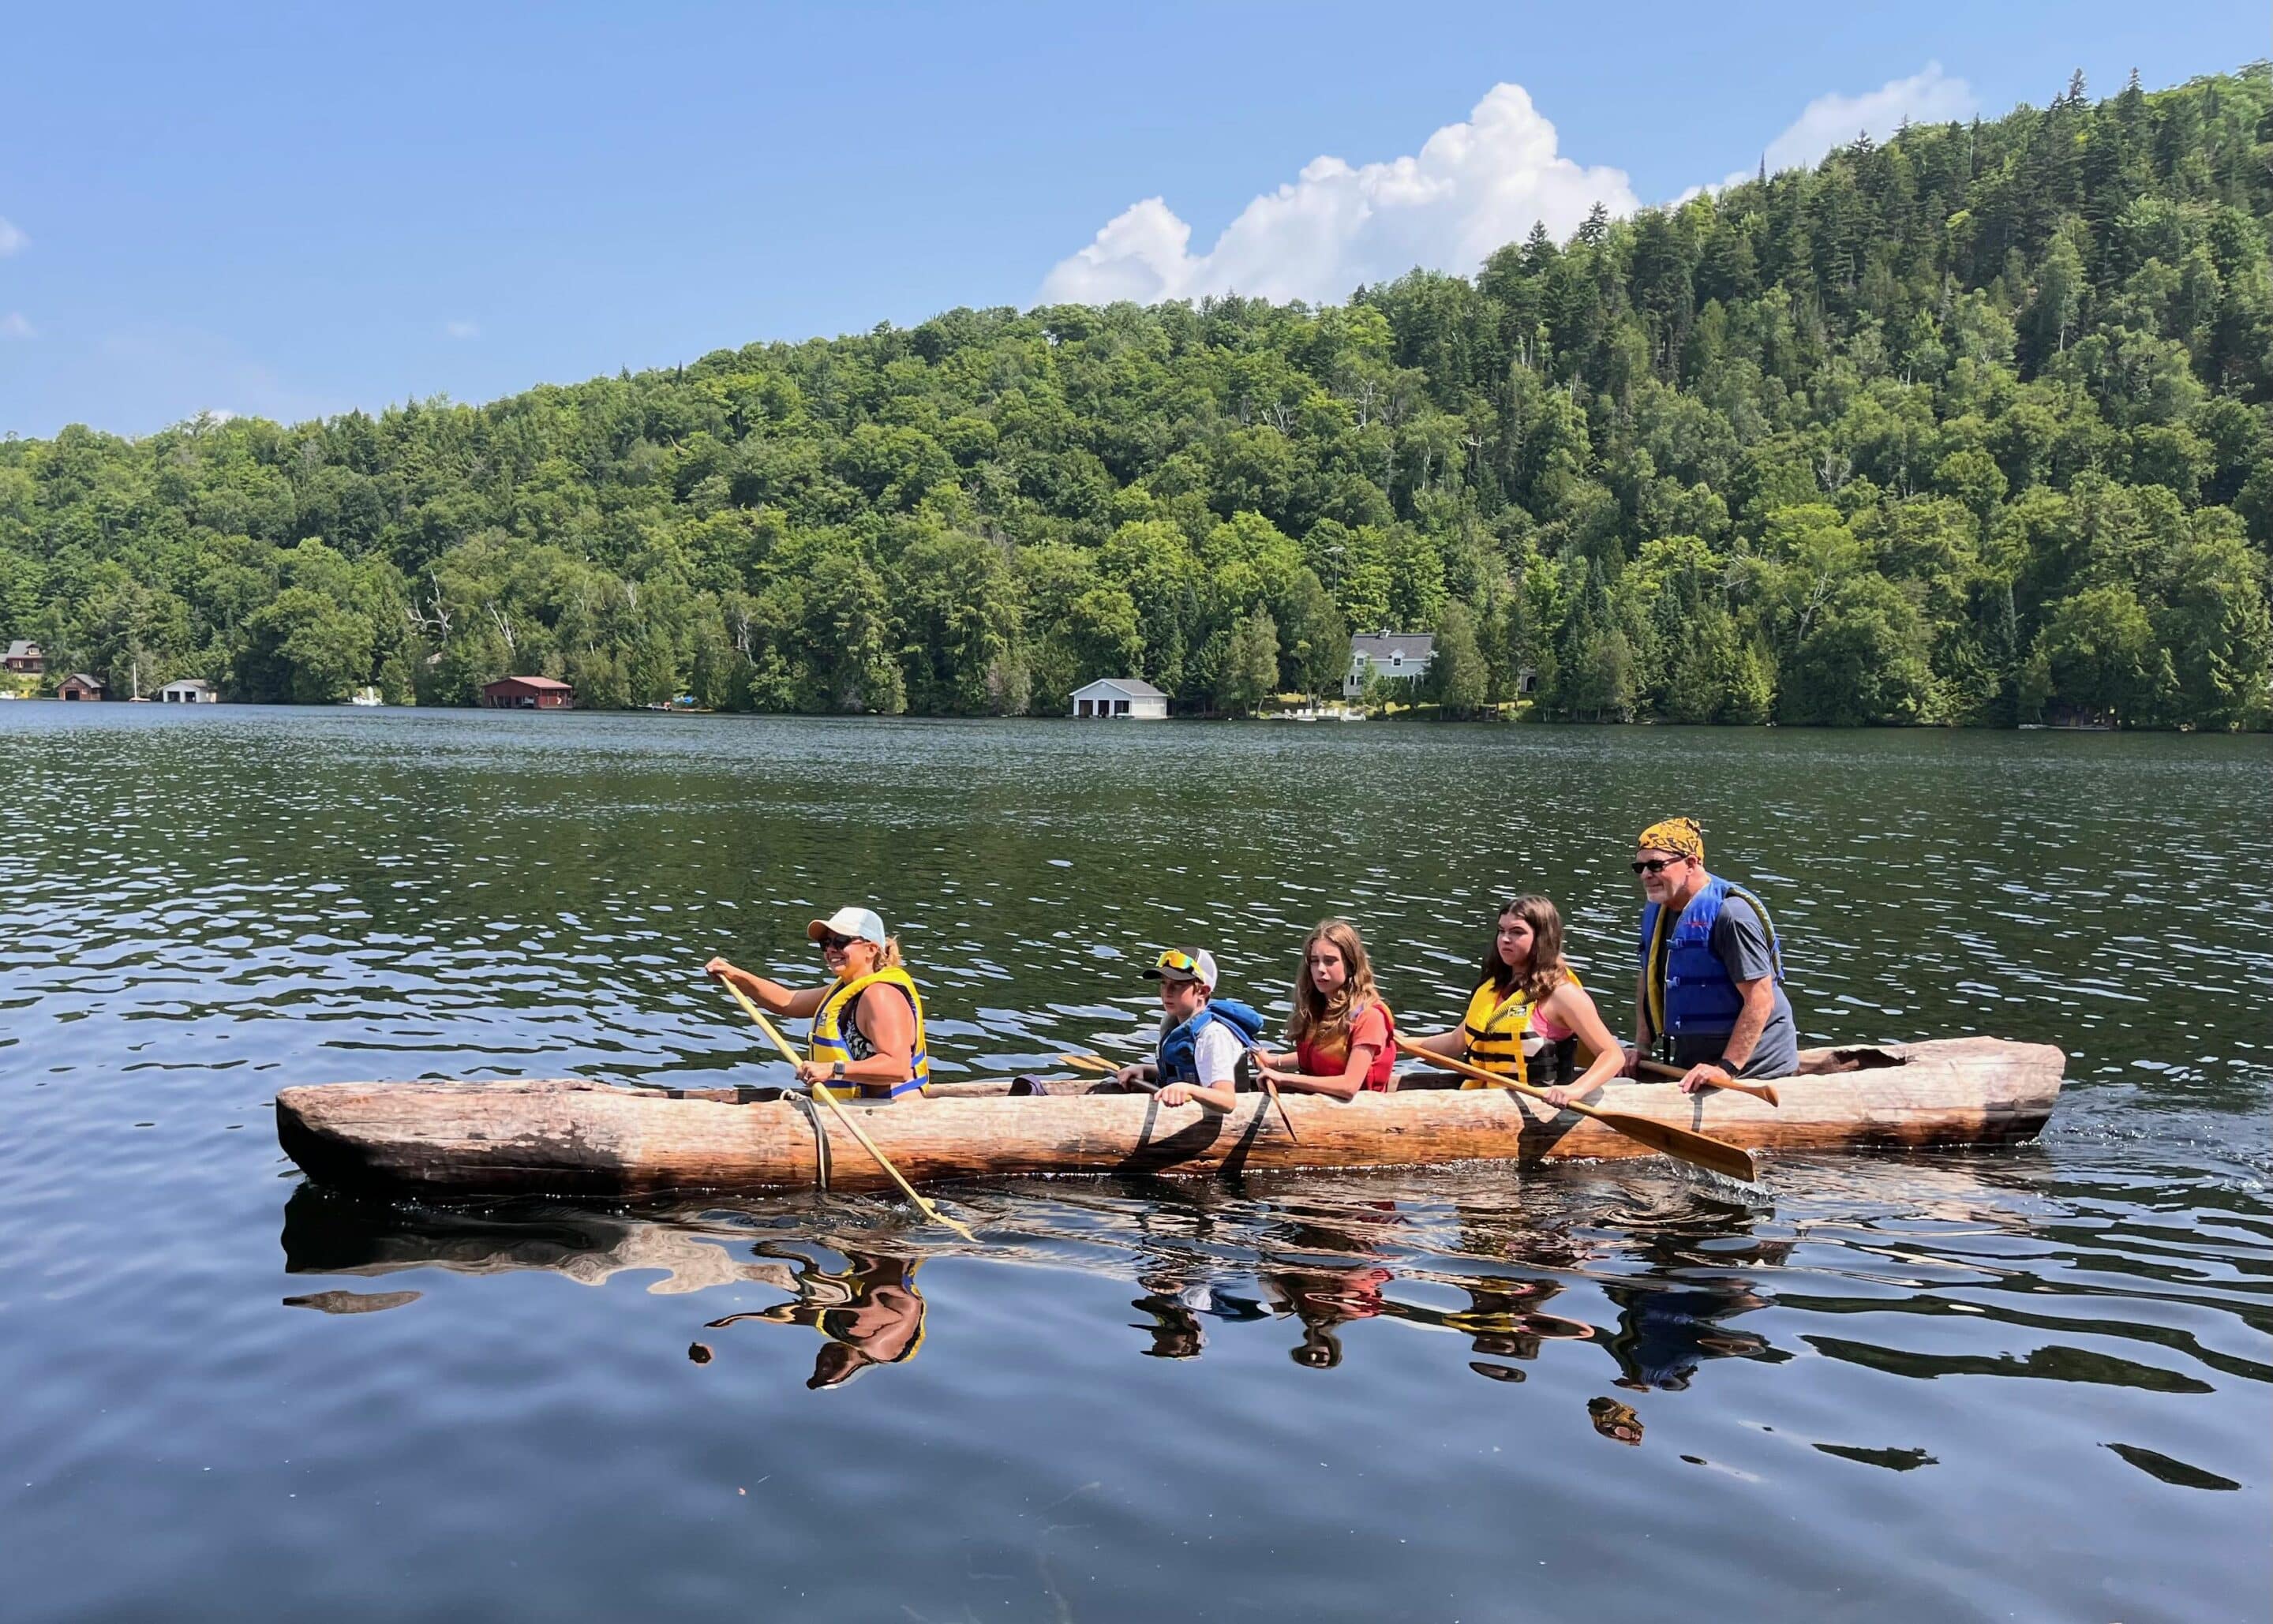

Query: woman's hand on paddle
[[1541, 1085, 1578, 1108], [794, 1061, 837, 1088], [704, 956, 739, 982], [1155, 1083, 1197, 1106]]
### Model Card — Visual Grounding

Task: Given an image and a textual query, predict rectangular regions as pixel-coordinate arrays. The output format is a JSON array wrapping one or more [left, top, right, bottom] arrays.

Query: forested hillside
[[3, 67, 2267, 725]]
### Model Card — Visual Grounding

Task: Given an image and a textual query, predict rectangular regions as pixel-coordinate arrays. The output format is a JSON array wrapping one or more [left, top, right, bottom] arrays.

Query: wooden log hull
[[275, 1037, 2063, 1199]]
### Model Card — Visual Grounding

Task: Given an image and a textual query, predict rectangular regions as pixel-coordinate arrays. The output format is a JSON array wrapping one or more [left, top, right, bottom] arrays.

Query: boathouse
[[58, 672, 106, 702], [159, 679, 218, 704], [481, 675, 575, 710], [1070, 677, 1167, 719], [1344, 632, 1434, 698], [3, 640, 43, 675]]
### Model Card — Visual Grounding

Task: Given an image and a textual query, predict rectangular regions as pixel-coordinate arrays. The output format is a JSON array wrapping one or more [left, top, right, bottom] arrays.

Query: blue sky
[[1, 2, 2261, 437]]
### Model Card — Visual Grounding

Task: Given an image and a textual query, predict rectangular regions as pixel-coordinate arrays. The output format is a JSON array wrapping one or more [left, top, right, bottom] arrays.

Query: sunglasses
[[1631, 856, 1688, 875], [1155, 949, 1201, 975], [818, 931, 860, 952]]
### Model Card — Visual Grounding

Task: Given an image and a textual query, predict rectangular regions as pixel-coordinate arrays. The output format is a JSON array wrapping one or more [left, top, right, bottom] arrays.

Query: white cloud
[[0, 312, 34, 340], [1686, 63, 1977, 198], [1047, 68, 1986, 307], [0, 215, 24, 257], [444, 319, 480, 340], [1040, 82, 1639, 307]]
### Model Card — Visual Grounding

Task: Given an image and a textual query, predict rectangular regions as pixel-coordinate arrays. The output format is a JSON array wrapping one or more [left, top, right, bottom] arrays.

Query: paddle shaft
[[1060, 1053, 1286, 1136], [1393, 1035, 1757, 1183], [1635, 1057, 1780, 1106], [721, 979, 979, 1243], [1255, 1068, 1300, 1143]]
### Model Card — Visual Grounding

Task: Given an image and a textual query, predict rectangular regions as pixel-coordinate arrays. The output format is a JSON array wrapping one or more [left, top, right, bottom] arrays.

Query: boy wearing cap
[[705, 904, 932, 1100], [1111, 948, 1264, 1110]]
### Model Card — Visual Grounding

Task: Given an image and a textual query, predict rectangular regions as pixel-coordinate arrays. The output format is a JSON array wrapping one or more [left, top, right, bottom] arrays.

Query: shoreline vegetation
[[2, 67, 2267, 731]]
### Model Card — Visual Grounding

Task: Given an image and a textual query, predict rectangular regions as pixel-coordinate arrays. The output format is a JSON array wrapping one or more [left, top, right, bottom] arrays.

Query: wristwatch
[[829, 1061, 847, 1084], [1714, 1057, 1739, 1076]]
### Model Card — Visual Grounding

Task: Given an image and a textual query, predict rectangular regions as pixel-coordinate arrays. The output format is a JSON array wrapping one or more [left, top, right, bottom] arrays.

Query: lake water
[[2, 705, 2267, 1622]]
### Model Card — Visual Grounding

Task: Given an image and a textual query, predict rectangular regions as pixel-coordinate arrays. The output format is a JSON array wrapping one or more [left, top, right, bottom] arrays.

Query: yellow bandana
[[1637, 817, 1705, 862]]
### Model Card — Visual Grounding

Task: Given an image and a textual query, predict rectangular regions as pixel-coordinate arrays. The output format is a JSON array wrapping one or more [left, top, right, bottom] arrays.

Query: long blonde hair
[[1286, 919, 1380, 1050], [1480, 895, 1572, 1007]]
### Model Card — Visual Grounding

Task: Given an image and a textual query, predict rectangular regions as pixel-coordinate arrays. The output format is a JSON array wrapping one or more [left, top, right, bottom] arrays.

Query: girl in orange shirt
[[1251, 919, 1398, 1101]]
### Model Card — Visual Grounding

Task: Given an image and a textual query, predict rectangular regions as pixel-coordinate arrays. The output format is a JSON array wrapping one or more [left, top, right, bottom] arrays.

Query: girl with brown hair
[[1407, 895, 1624, 1107], [1250, 919, 1399, 1101]]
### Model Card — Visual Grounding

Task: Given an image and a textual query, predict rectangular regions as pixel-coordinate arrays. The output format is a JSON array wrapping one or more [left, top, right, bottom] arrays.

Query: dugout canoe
[[274, 1036, 2063, 1199]]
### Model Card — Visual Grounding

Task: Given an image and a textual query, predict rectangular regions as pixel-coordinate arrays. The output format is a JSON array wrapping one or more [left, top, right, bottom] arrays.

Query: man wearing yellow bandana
[[1626, 818, 1797, 1093]]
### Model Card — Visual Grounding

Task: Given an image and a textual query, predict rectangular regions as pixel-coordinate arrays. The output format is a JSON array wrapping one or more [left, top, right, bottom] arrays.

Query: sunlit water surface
[[2, 706, 2267, 1622]]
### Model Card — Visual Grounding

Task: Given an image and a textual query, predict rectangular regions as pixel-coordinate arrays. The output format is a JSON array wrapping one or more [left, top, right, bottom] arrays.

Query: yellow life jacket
[[1459, 970, 1582, 1090], [809, 967, 931, 1100]]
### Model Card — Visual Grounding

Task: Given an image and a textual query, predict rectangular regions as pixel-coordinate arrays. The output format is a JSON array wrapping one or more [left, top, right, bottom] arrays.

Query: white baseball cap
[[807, 906, 887, 947], [1144, 946, 1218, 989]]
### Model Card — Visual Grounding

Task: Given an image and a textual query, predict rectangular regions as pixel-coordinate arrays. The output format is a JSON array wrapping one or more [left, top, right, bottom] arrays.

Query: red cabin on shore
[[481, 675, 575, 710]]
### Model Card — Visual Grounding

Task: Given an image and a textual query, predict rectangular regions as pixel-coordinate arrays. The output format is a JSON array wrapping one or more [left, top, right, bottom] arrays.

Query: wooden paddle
[[1060, 1052, 1227, 1113], [1059, 1052, 1293, 1140], [1393, 1035, 1758, 1183], [719, 979, 979, 1243], [1635, 1057, 1780, 1106], [1252, 1066, 1300, 1143]]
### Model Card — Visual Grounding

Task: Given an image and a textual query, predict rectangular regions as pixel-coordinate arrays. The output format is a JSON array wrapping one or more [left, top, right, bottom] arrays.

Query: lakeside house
[[1070, 677, 1168, 719], [4, 640, 43, 675], [1344, 632, 1435, 699], [58, 672, 107, 702], [481, 675, 575, 710], [159, 679, 218, 704]]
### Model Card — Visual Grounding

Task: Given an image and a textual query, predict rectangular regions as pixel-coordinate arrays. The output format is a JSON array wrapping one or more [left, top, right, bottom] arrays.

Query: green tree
[[1213, 604, 1280, 717], [2022, 583, 2171, 725], [237, 587, 373, 704], [1427, 601, 1489, 717]]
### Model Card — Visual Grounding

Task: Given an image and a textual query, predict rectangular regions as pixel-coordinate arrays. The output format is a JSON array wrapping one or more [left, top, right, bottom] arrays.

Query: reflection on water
[[280, 1177, 1788, 1406], [700, 1251, 929, 1389], [279, 1154, 2190, 1470], [6, 709, 2270, 1622]]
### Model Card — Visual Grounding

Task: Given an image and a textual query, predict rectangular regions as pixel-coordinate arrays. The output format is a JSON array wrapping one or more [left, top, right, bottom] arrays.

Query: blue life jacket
[[1638, 876, 1784, 1039], [1156, 999, 1265, 1087]]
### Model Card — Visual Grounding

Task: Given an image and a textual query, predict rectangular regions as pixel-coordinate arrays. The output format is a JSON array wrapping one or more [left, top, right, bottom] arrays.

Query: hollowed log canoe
[[274, 1037, 2063, 1199]]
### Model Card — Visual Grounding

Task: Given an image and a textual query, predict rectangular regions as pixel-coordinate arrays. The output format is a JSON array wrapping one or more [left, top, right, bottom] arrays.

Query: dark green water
[[2, 706, 2267, 1622]]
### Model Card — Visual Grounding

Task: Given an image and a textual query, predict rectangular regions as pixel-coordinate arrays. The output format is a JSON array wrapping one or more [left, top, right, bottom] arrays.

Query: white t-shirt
[[1157, 1014, 1246, 1088]]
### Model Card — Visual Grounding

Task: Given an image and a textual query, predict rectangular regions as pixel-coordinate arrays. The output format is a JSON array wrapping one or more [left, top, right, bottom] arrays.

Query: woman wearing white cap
[[705, 906, 931, 1100]]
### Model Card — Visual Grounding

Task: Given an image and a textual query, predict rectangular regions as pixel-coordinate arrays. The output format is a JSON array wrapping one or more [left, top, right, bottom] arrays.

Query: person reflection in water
[[1601, 1242, 1788, 1391], [1130, 1266, 1208, 1360], [1260, 1200, 1400, 1368], [701, 1249, 927, 1390]]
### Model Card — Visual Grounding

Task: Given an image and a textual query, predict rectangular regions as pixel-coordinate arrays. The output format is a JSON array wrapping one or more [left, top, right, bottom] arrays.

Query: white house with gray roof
[[1070, 677, 1168, 719], [1345, 632, 1434, 698]]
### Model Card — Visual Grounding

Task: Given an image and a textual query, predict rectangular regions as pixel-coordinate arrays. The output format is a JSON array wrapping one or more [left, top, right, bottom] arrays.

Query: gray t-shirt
[[1666, 892, 1799, 1079]]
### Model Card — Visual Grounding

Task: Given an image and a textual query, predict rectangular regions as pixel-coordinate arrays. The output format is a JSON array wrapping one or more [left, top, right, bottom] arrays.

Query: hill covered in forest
[[2, 65, 2267, 726]]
